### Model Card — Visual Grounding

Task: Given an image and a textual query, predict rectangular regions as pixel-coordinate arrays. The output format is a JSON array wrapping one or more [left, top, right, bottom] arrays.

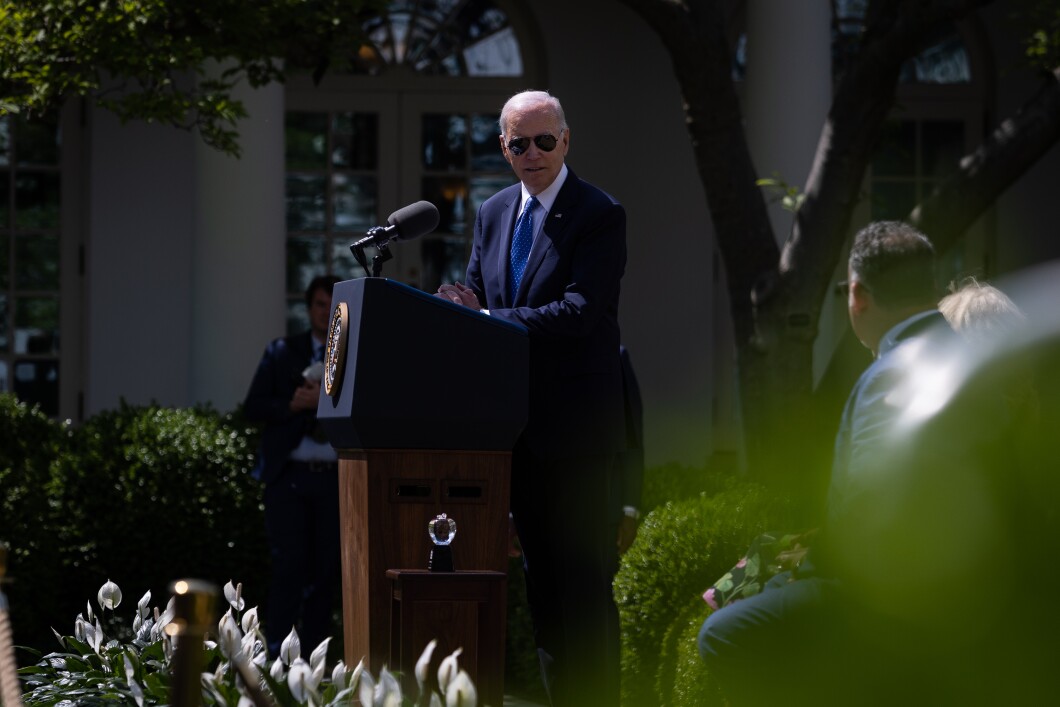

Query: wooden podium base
[[387, 569, 507, 706], [337, 449, 511, 678]]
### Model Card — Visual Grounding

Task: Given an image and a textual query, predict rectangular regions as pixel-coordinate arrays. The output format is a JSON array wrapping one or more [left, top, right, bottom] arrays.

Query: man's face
[[500, 104, 569, 195], [308, 288, 333, 339]]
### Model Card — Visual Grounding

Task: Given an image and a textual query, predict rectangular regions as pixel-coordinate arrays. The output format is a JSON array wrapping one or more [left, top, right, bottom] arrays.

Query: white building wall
[[527, 0, 717, 468], [191, 79, 286, 410], [86, 109, 197, 412], [85, 78, 286, 414]]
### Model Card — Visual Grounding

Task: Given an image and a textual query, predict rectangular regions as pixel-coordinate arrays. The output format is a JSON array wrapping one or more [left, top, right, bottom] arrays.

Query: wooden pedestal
[[387, 570, 507, 707], [337, 449, 510, 674]]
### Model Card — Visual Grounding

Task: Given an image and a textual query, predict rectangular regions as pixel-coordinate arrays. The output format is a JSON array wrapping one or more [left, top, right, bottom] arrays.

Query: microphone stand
[[350, 227, 394, 278]]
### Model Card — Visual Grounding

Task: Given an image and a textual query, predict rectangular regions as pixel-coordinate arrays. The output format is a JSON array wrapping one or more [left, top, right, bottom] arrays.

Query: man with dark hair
[[697, 221, 951, 705], [244, 274, 342, 655]]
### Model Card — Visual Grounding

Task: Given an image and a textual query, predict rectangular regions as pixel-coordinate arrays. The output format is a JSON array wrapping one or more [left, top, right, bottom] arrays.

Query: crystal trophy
[[428, 513, 457, 572]]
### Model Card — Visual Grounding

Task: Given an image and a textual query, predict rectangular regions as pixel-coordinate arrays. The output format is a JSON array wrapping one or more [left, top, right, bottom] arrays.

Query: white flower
[[280, 627, 301, 665], [218, 609, 242, 657], [358, 671, 375, 707], [223, 580, 245, 612], [97, 579, 122, 611], [437, 647, 463, 694], [309, 636, 331, 672], [415, 639, 438, 692], [377, 666, 403, 707], [287, 658, 316, 703], [330, 659, 348, 689], [136, 590, 152, 620], [74, 614, 88, 643], [444, 670, 477, 707], [269, 657, 286, 681], [240, 606, 259, 634], [87, 619, 103, 654]]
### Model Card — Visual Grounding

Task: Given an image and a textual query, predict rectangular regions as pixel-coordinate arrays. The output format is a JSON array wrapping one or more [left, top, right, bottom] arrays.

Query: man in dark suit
[[244, 274, 341, 656], [436, 90, 626, 707], [697, 222, 952, 705]]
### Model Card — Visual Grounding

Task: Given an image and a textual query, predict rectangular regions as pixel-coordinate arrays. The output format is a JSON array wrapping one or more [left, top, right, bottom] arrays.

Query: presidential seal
[[324, 301, 349, 399]]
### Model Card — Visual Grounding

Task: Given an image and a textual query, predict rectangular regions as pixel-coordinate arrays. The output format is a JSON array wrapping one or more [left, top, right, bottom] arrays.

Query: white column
[[745, 0, 832, 243], [191, 72, 286, 409]]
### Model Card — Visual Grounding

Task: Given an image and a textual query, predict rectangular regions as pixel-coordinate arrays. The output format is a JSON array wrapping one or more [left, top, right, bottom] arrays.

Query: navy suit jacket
[[243, 331, 316, 485], [828, 310, 955, 523], [465, 168, 627, 460]]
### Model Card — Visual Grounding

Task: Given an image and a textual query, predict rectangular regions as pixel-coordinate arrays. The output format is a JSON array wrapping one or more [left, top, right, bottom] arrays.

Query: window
[[0, 114, 62, 415], [283, 0, 533, 334]]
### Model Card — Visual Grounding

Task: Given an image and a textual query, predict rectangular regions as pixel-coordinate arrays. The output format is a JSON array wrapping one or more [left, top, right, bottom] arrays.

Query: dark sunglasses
[[506, 133, 558, 156]]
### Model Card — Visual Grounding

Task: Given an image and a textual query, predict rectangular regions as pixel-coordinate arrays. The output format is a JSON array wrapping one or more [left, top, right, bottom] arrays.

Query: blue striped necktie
[[509, 195, 538, 301]]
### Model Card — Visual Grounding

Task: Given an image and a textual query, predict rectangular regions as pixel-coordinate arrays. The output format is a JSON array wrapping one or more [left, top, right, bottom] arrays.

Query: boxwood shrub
[[614, 478, 792, 706]]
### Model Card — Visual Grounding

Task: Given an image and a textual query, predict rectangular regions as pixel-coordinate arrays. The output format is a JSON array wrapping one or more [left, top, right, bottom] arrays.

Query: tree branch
[[912, 65, 1060, 253]]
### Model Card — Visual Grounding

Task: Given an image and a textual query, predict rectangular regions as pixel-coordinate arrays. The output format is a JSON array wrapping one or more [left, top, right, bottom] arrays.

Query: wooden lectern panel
[[337, 449, 510, 672]]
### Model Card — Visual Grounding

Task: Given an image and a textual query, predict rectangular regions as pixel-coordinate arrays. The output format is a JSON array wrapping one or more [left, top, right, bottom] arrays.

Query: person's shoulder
[[480, 182, 521, 212], [264, 330, 310, 356], [564, 168, 622, 209]]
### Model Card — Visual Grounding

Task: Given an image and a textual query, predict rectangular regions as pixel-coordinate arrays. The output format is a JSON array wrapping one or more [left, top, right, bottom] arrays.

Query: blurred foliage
[[0, 394, 267, 655], [614, 479, 792, 707], [0, 395, 70, 651], [1017, 0, 1060, 70], [0, 0, 388, 156]]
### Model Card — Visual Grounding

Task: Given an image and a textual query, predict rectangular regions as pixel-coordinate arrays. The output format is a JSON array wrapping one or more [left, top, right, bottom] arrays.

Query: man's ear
[[849, 280, 872, 315]]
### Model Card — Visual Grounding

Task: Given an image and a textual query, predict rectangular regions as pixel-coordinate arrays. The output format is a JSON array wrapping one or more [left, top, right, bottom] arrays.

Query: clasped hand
[[435, 282, 481, 309]]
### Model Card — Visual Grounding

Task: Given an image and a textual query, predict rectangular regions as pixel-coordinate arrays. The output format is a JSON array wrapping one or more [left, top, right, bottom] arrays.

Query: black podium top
[[317, 278, 529, 451]]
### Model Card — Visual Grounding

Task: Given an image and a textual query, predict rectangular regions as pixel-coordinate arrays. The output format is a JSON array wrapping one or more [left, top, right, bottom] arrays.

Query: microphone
[[351, 201, 440, 249]]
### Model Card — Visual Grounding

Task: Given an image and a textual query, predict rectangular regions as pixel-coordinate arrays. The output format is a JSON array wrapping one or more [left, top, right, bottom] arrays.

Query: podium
[[317, 278, 528, 695]]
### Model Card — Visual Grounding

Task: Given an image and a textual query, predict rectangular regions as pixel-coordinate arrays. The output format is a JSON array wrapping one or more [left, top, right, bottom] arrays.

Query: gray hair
[[499, 90, 568, 137]]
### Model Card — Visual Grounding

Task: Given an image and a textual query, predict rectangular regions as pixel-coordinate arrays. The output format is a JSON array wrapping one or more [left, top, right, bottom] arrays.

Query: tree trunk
[[619, 0, 1049, 496]]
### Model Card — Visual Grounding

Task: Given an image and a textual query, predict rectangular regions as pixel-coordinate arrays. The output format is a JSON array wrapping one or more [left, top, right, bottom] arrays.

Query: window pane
[[286, 236, 326, 294], [0, 117, 8, 167], [420, 236, 471, 294], [922, 121, 964, 178], [13, 359, 58, 415], [0, 292, 7, 353], [286, 113, 328, 170], [15, 296, 59, 355], [870, 181, 916, 221], [0, 233, 7, 289], [286, 174, 327, 231], [15, 233, 59, 289], [463, 26, 523, 77], [332, 173, 378, 232], [331, 238, 361, 280], [16, 116, 60, 166], [15, 173, 60, 229], [286, 299, 309, 337], [422, 114, 467, 170], [469, 175, 515, 218], [0, 174, 8, 226], [872, 121, 916, 177], [470, 114, 506, 171], [332, 113, 378, 169], [901, 29, 970, 84], [422, 177, 469, 235]]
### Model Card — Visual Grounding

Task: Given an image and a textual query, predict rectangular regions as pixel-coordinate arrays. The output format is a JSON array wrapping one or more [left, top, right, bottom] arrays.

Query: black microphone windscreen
[[387, 201, 440, 241]]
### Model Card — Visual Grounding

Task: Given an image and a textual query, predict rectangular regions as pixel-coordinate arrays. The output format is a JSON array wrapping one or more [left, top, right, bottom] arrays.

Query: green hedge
[[3, 392, 792, 707], [0, 395, 267, 653], [615, 478, 792, 706]]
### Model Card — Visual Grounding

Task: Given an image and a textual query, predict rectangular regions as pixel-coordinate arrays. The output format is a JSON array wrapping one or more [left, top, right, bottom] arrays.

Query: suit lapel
[[515, 172, 579, 303], [498, 189, 520, 307]]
